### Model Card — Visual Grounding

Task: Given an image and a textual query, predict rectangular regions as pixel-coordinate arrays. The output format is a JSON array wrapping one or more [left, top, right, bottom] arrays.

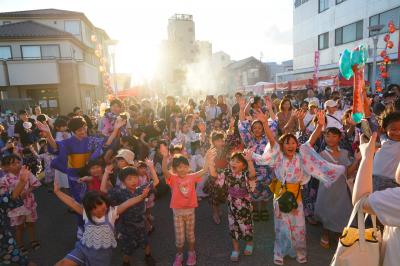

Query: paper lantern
[[91, 34, 97, 42], [95, 50, 101, 58], [389, 25, 396, 34], [381, 72, 389, 79], [384, 56, 390, 64], [380, 50, 387, 58], [379, 65, 386, 72], [387, 41, 394, 49], [376, 86, 383, 92], [99, 65, 105, 72], [384, 34, 390, 42]]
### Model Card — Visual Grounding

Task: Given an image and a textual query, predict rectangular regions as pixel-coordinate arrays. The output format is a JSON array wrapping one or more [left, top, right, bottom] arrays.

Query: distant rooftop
[[0, 20, 73, 38], [169, 14, 193, 21]]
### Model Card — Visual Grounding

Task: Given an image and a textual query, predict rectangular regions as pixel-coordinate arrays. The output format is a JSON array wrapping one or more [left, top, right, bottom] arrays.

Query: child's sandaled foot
[[212, 213, 221, 224], [273, 258, 284, 265], [243, 244, 253, 256], [260, 210, 269, 221], [30, 241, 40, 251], [320, 237, 330, 249], [296, 256, 307, 264], [19, 245, 28, 255], [252, 211, 260, 222], [230, 251, 240, 262]]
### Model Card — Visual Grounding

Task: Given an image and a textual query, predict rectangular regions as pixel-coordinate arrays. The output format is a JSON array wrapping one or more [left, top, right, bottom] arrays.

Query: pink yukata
[[253, 141, 345, 261], [0, 172, 41, 226]]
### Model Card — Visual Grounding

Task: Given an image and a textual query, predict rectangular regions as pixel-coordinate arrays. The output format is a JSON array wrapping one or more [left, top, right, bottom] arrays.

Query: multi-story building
[[286, 0, 399, 87], [265, 60, 294, 82], [222, 56, 268, 93], [157, 14, 213, 95], [0, 9, 111, 114]]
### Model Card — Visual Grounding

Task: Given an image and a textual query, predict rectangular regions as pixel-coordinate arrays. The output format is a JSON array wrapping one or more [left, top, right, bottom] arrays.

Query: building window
[[41, 45, 60, 59], [64, 20, 81, 36], [21, 45, 41, 59], [295, 0, 309, 8], [0, 46, 12, 60], [336, 0, 347, 4], [335, 20, 363, 46], [369, 6, 400, 36], [319, 0, 329, 13], [318, 32, 329, 50]]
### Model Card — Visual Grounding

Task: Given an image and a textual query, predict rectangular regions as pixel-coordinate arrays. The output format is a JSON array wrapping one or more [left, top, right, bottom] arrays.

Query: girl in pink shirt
[[160, 144, 214, 266]]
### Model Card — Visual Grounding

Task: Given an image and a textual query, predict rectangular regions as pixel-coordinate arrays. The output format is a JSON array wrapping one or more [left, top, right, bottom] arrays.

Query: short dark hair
[[67, 116, 87, 132], [37, 114, 47, 123], [230, 152, 248, 169], [382, 111, 400, 131], [1, 154, 21, 166], [325, 127, 342, 136], [119, 166, 139, 183], [82, 191, 110, 224], [129, 105, 139, 112], [110, 99, 123, 108], [235, 92, 243, 97], [279, 99, 293, 112], [211, 131, 225, 144], [172, 154, 189, 169], [278, 133, 299, 151], [54, 118, 68, 129], [73, 107, 81, 113], [18, 110, 27, 115], [86, 158, 104, 170]]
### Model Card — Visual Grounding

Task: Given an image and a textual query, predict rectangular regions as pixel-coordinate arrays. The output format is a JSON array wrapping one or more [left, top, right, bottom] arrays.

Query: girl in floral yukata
[[252, 110, 345, 265], [0, 166, 35, 266], [238, 96, 277, 221], [209, 149, 256, 262]]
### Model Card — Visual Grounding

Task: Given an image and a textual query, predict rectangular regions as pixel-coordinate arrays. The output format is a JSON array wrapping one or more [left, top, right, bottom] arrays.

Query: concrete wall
[[57, 61, 82, 114], [7, 60, 59, 85], [0, 62, 8, 86], [78, 62, 99, 85], [293, 0, 399, 70]]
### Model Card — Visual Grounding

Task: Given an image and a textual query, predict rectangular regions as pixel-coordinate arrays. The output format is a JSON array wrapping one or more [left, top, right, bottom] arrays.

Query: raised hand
[[142, 187, 151, 198], [316, 110, 326, 127], [264, 95, 272, 110], [53, 178, 60, 193], [104, 164, 114, 175], [145, 158, 154, 168], [159, 144, 169, 158], [238, 97, 246, 109], [295, 109, 306, 120], [255, 110, 268, 124], [243, 149, 253, 162], [19, 165, 30, 183], [36, 121, 51, 133], [114, 118, 127, 129], [359, 132, 377, 158]]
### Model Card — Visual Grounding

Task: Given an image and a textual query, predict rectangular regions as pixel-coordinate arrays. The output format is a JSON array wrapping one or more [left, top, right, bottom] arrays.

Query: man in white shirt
[[324, 99, 343, 130], [205, 98, 221, 122], [304, 88, 320, 108]]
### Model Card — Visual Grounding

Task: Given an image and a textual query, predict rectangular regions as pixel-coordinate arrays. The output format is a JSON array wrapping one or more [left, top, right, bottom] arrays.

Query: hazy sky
[[1, 0, 293, 81]]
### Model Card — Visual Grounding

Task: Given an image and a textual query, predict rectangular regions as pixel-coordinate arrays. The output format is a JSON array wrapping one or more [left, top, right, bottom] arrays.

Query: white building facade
[[289, 0, 399, 86]]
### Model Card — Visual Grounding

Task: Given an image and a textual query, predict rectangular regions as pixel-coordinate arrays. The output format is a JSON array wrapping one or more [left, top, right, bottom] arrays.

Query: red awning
[[112, 88, 139, 99]]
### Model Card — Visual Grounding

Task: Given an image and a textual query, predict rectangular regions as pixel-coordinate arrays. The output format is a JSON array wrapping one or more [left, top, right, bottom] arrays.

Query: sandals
[[243, 244, 253, 256], [260, 210, 269, 221], [18, 245, 28, 255], [31, 240, 40, 251], [230, 251, 239, 262], [273, 258, 283, 265], [320, 238, 330, 249], [296, 256, 307, 264]]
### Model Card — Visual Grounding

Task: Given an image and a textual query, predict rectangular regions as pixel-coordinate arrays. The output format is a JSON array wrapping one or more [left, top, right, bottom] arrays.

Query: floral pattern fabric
[[219, 169, 253, 241], [253, 141, 345, 260], [238, 120, 275, 201]]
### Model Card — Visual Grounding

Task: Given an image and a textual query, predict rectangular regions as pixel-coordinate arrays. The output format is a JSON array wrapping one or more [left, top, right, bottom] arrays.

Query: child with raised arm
[[209, 149, 257, 262], [160, 144, 214, 266], [100, 164, 158, 266], [54, 179, 149, 266]]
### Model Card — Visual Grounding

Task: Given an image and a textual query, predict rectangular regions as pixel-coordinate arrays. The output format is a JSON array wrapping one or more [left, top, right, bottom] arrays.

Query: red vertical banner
[[398, 23, 400, 64], [313, 51, 320, 90]]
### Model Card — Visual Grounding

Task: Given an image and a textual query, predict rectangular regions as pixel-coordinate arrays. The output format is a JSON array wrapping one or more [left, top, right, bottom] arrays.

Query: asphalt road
[[27, 186, 335, 266]]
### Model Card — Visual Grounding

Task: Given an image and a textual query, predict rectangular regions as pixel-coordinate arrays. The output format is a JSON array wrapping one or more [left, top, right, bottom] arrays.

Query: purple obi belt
[[228, 187, 248, 199]]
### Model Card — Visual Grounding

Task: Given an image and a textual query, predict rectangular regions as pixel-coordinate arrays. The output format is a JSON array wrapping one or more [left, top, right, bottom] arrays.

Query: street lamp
[[368, 24, 384, 94], [105, 40, 119, 95]]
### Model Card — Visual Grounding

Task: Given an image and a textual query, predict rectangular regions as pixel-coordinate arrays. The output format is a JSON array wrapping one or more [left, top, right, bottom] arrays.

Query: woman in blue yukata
[[37, 116, 126, 237], [237, 96, 277, 221]]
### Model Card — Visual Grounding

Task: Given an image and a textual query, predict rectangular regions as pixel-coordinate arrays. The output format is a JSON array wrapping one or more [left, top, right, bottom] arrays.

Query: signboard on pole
[[313, 51, 320, 90]]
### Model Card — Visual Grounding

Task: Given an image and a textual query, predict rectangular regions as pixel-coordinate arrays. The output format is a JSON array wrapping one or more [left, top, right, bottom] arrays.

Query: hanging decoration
[[91, 34, 113, 95], [339, 44, 368, 123], [376, 20, 397, 92]]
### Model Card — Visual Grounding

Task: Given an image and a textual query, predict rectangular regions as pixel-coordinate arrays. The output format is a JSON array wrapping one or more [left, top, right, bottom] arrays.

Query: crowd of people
[[1, 83, 400, 266]]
